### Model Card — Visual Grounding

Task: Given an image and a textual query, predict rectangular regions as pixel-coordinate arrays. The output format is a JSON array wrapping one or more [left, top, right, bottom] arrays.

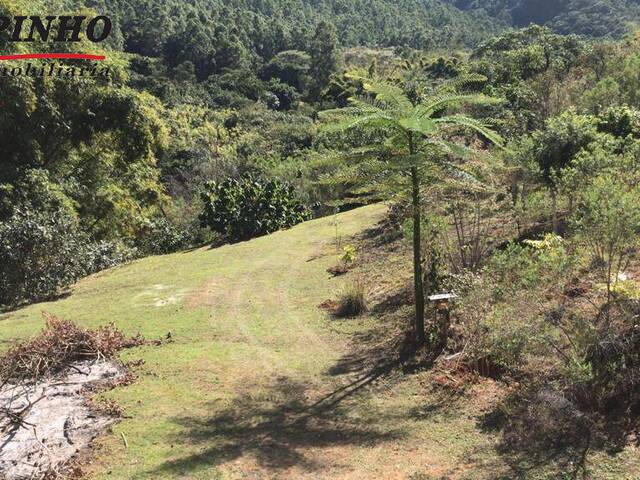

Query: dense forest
[[452, 0, 640, 37], [89, 0, 502, 52]]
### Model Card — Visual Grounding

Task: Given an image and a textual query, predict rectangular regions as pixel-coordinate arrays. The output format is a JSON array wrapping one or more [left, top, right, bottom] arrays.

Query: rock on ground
[[0, 361, 124, 479]]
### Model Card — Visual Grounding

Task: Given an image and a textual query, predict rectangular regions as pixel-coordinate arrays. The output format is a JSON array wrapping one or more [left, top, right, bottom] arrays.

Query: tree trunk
[[510, 179, 521, 237], [411, 166, 425, 346], [568, 194, 574, 216], [551, 188, 558, 234]]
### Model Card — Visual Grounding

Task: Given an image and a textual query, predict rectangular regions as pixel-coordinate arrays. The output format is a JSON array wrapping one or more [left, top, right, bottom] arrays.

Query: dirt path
[[131, 207, 486, 480]]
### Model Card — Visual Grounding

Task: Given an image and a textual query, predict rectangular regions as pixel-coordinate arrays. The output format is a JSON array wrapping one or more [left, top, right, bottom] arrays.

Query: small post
[[427, 293, 457, 353]]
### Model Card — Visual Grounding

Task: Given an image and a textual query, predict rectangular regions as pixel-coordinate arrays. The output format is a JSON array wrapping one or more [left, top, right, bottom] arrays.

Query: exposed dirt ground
[[0, 361, 124, 479]]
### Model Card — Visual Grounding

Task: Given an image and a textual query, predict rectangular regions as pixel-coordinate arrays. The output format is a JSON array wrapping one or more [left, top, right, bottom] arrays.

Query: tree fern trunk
[[411, 166, 425, 346], [551, 188, 558, 234]]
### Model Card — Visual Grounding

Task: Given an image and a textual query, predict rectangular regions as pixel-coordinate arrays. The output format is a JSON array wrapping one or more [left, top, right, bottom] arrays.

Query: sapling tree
[[319, 72, 503, 346], [524, 111, 599, 232], [573, 175, 640, 304]]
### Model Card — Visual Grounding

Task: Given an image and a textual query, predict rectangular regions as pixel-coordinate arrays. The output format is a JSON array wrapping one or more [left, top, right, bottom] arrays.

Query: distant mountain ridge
[[447, 0, 640, 37]]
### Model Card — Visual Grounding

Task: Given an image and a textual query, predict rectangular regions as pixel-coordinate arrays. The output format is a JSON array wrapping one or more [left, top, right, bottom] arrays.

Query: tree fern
[[319, 72, 503, 347]]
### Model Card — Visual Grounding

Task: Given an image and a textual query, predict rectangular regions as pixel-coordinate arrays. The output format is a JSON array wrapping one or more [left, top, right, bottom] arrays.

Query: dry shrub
[[480, 384, 595, 477], [92, 398, 125, 417], [42, 461, 83, 480], [0, 314, 144, 382], [572, 301, 640, 416], [327, 264, 349, 276], [335, 279, 368, 318]]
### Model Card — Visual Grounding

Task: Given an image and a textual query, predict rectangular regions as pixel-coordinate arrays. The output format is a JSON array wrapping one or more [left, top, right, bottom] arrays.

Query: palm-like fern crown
[[322, 70, 503, 145], [317, 71, 505, 204]]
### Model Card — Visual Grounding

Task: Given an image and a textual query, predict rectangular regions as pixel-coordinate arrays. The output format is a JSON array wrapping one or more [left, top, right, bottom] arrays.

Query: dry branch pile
[[0, 314, 144, 383]]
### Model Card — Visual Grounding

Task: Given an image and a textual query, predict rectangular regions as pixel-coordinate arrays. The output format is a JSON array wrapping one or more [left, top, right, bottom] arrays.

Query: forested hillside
[[70, 0, 502, 56], [3, 0, 640, 310], [450, 0, 640, 37]]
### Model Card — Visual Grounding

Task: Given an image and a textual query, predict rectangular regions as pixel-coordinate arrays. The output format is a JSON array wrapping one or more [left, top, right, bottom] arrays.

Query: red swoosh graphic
[[0, 53, 105, 61]]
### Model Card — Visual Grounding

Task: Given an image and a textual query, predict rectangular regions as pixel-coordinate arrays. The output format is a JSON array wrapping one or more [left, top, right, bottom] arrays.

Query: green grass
[[1, 204, 638, 479]]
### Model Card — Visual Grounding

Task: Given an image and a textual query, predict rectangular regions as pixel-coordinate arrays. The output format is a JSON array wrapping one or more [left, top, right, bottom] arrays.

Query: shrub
[[136, 217, 191, 255], [341, 244, 357, 264], [463, 234, 573, 373], [0, 210, 134, 309], [200, 174, 311, 242], [597, 105, 640, 138], [445, 200, 494, 273], [470, 306, 546, 372], [487, 234, 572, 300], [0, 210, 90, 308], [135, 217, 220, 255], [265, 79, 301, 111], [580, 305, 640, 413], [85, 240, 136, 272], [402, 214, 448, 294], [485, 243, 540, 299], [335, 279, 368, 318], [572, 175, 640, 299], [510, 302, 640, 444]]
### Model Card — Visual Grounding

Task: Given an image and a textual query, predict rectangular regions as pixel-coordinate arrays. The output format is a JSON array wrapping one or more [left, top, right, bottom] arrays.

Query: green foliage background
[[4, 0, 640, 307]]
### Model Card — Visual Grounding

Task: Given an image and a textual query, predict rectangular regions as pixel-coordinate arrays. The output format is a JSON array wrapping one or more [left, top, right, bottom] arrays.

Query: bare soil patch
[[184, 279, 222, 309], [0, 361, 125, 479]]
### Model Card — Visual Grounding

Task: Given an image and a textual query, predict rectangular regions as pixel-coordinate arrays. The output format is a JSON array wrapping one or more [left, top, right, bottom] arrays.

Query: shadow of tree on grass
[[478, 385, 640, 479], [146, 375, 404, 478]]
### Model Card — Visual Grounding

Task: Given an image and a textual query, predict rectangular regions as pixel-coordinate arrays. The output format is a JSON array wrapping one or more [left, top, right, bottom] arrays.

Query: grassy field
[[1, 204, 639, 479]]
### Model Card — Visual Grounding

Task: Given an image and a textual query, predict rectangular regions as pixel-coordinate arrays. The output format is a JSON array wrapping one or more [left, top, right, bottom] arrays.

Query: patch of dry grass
[[335, 279, 368, 318]]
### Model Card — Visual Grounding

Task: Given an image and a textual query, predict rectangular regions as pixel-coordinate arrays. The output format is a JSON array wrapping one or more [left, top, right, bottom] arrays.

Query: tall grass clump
[[335, 279, 368, 318]]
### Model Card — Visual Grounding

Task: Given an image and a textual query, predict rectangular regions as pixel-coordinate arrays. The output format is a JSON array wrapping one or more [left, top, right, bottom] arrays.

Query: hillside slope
[[1, 205, 638, 479], [0, 205, 480, 479], [449, 0, 640, 37], [89, 0, 502, 54]]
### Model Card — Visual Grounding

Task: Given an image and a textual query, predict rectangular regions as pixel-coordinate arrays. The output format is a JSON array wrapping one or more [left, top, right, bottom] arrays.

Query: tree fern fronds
[[420, 94, 502, 116], [323, 190, 390, 208], [364, 81, 413, 112], [317, 157, 388, 186], [347, 95, 394, 112], [383, 132, 411, 151], [322, 114, 396, 134], [320, 105, 379, 117], [433, 115, 505, 147], [437, 161, 487, 187], [422, 139, 471, 159], [398, 113, 436, 135], [343, 145, 388, 158], [387, 153, 428, 170], [308, 148, 380, 169], [330, 94, 390, 114], [434, 73, 488, 94], [343, 68, 370, 82], [319, 102, 385, 120]]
